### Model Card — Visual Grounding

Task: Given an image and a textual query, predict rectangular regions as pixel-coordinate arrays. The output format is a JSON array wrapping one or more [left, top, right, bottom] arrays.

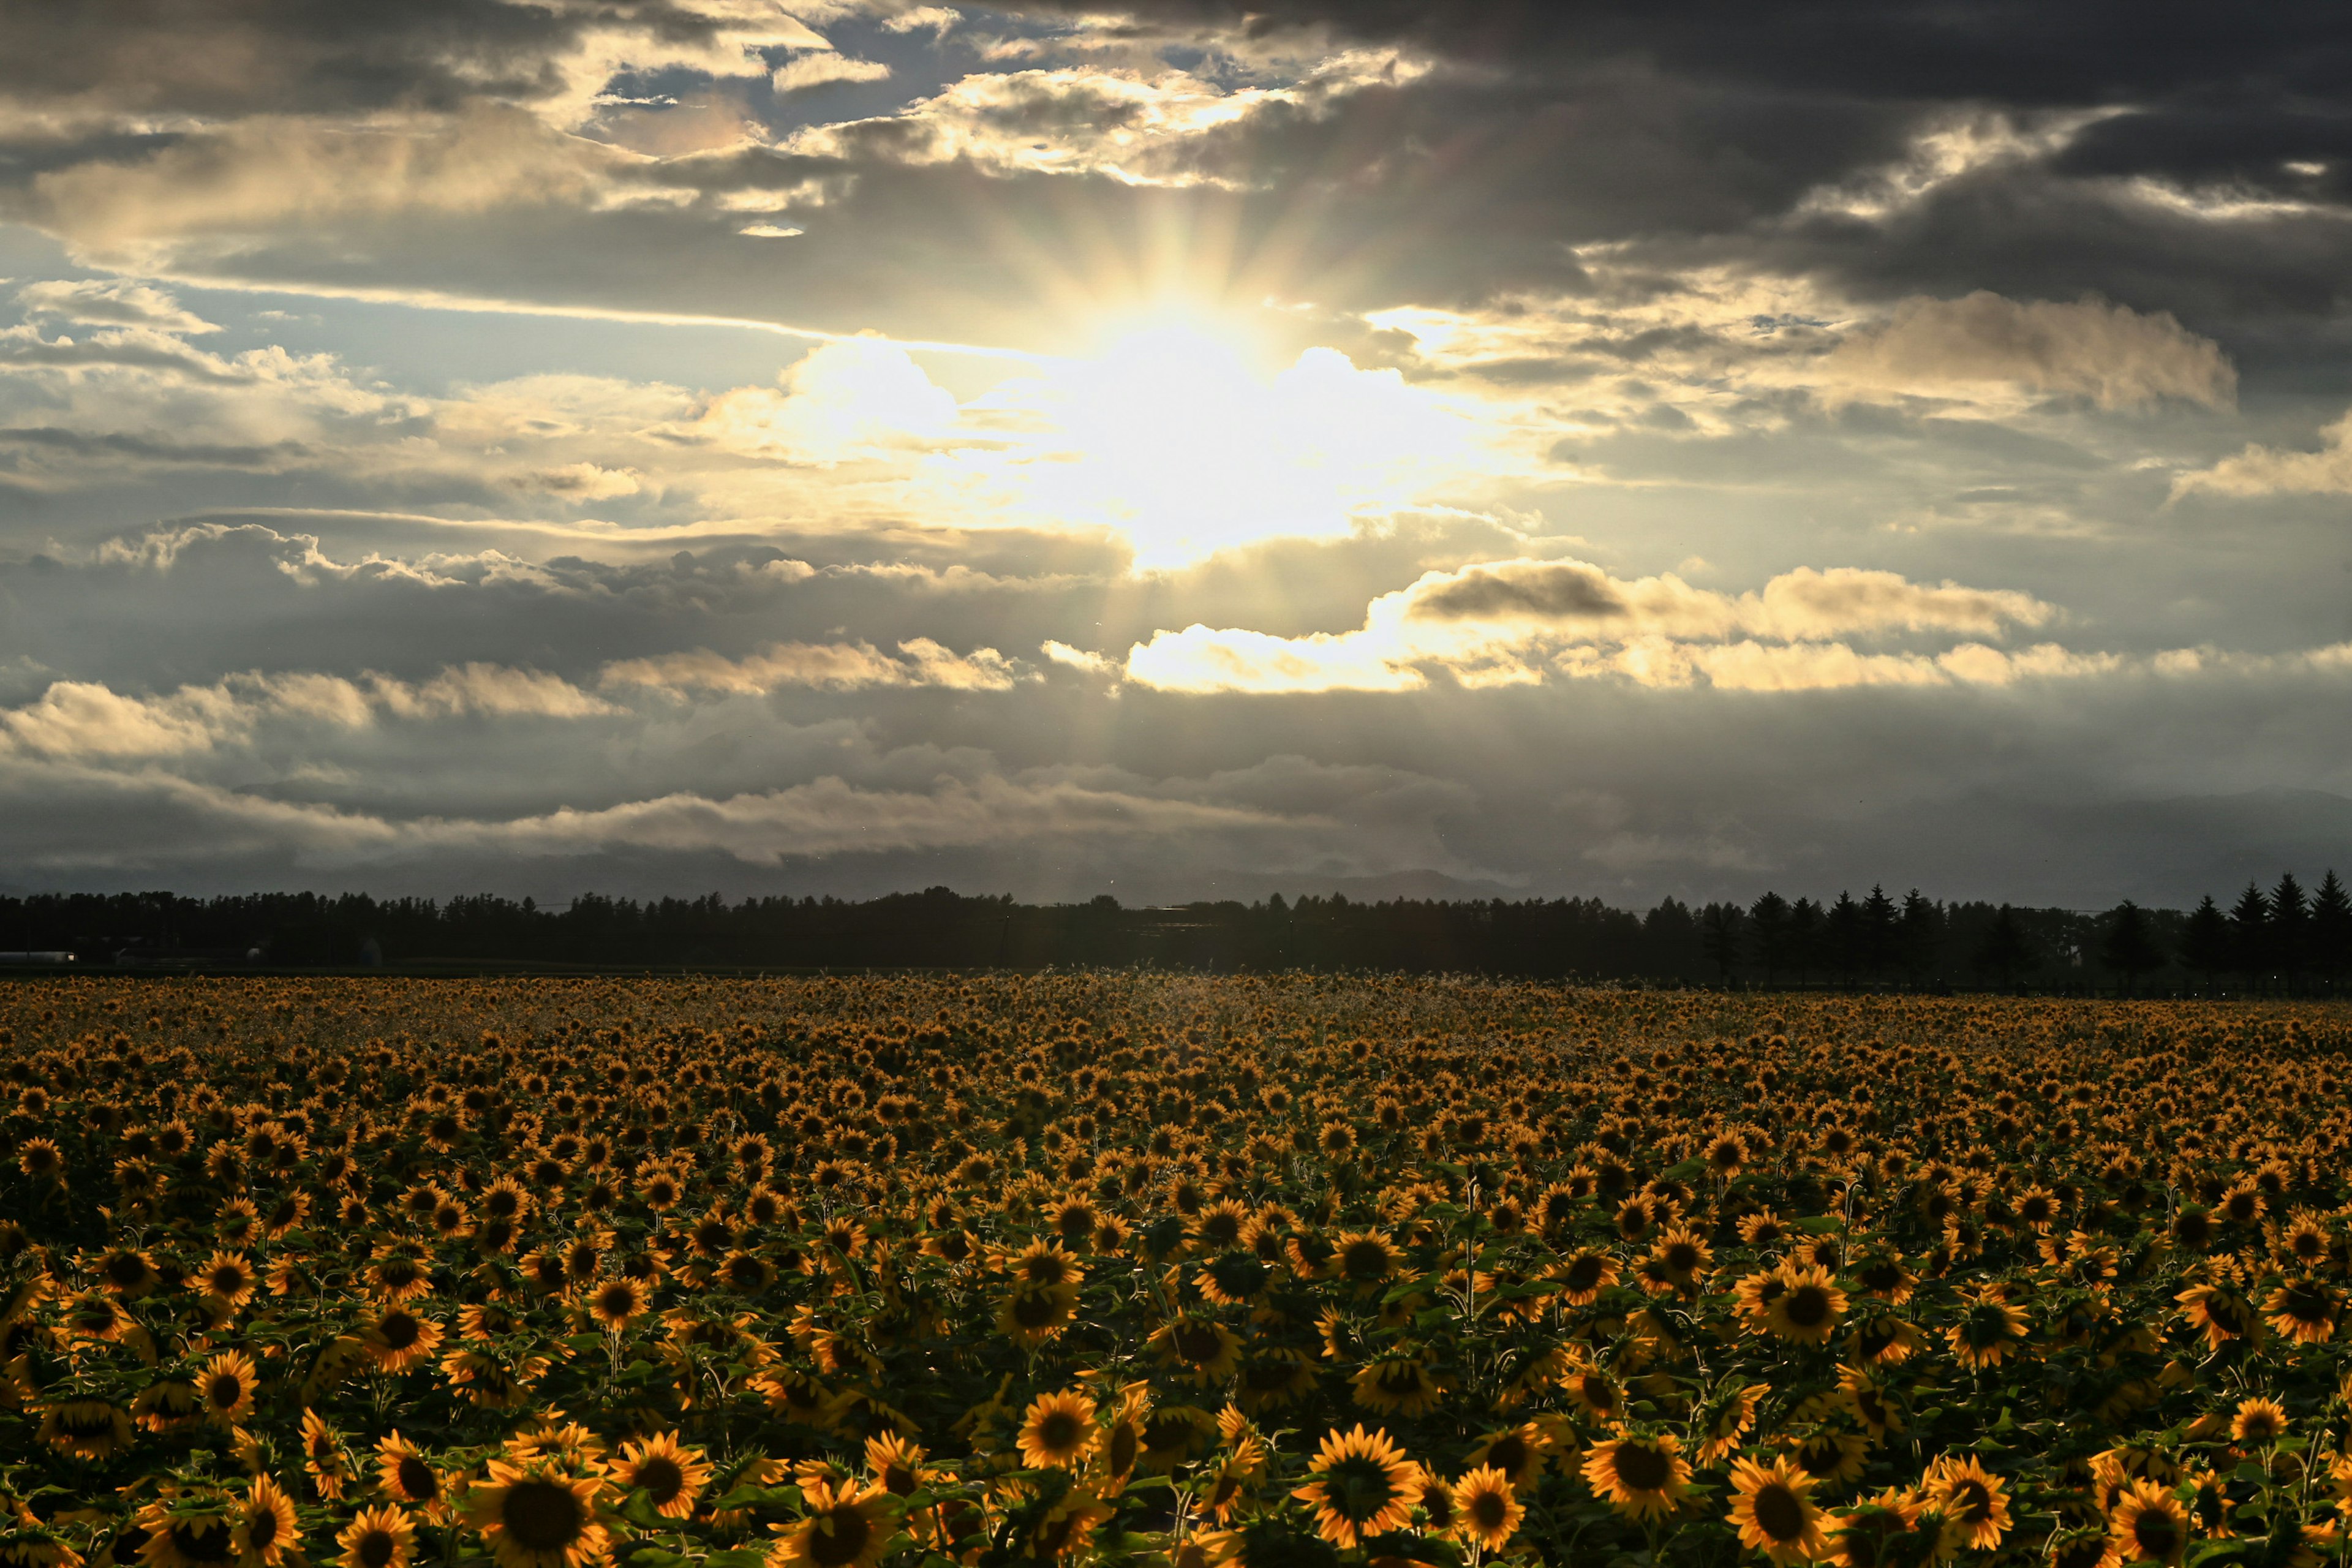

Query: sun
[[1004, 305, 1471, 569]]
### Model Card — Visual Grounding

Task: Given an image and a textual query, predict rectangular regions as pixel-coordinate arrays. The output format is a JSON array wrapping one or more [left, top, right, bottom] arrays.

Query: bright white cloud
[[2174, 407, 2352, 496], [1820, 291, 2235, 410], [1121, 559, 2061, 694], [601, 638, 1018, 695]]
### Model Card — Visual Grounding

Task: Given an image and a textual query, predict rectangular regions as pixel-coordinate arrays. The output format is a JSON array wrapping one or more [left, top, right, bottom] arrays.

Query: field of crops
[[2, 974, 2348, 1568]]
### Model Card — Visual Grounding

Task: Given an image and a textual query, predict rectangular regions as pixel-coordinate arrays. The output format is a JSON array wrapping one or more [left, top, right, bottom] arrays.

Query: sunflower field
[[2, 974, 2351, 1568]]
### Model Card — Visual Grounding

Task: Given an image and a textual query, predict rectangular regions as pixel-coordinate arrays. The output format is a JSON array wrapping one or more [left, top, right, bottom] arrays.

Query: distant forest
[[1, 871, 2347, 991]]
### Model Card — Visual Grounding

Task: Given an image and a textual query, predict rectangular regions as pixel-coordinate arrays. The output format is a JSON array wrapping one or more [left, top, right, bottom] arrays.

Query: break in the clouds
[[0, 2, 2350, 906]]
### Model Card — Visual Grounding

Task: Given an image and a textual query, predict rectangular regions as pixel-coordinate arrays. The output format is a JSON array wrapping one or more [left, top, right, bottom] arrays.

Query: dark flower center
[[501, 1479, 585, 1552], [1613, 1442, 1672, 1493], [1753, 1483, 1807, 1542]]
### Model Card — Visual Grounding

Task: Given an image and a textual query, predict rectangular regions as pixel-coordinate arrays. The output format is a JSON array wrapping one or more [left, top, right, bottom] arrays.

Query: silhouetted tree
[[1861, 884, 1900, 979], [1972, 905, 2038, 989], [2313, 871, 2352, 992], [1699, 902, 1744, 986], [2098, 900, 2164, 995], [2272, 873, 2310, 992], [1825, 891, 1863, 985], [1787, 897, 1823, 987], [1747, 891, 1792, 986], [2179, 895, 2232, 992], [2229, 881, 2273, 990], [1898, 889, 1942, 986]]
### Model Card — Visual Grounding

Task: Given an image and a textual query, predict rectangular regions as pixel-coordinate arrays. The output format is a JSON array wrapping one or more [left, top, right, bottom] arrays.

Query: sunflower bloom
[[1927, 1455, 2012, 1553], [1016, 1390, 1099, 1471], [336, 1505, 415, 1568], [1291, 1425, 1417, 1551], [1452, 1465, 1525, 1553], [1584, 1432, 1693, 1522], [467, 1459, 611, 1568], [766, 1477, 890, 1568], [1730, 1456, 1829, 1565], [616, 1432, 713, 1520], [2108, 1479, 2190, 1566]]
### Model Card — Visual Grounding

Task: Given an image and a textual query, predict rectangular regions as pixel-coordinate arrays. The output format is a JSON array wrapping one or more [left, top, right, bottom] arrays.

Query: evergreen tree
[[2098, 900, 2164, 995], [1787, 897, 1823, 987], [1825, 891, 1863, 986], [2229, 881, 2273, 989], [2313, 870, 2352, 992], [1861, 884, 1901, 978], [2179, 895, 2232, 992], [2271, 872, 2310, 990], [1747, 891, 1792, 987], [1699, 902, 1744, 986], [1972, 905, 2038, 989], [1898, 889, 1942, 986]]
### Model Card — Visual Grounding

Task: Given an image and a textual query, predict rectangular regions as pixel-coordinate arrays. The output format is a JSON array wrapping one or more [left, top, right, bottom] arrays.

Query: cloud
[[1818, 292, 2236, 410], [600, 639, 1019, 695], [2173, 407, 2352, 496], [772, 53, 894, 93], [695, 336, 959, 462], [1123, 559, 2060, 694], [17, 279, 219, 334], [0, 664, 612, 760]]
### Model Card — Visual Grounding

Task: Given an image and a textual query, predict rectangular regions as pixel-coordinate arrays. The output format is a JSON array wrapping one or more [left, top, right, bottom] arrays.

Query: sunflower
[[1350, 1354, 1446, 1418], [1466, 1423, 1551, 1494], [1926, 1455, 2012, 1553], [467, 1460, 610, 1568], [996, 1284, 1077, 1349], [1583, 1433, 1692, 1522], [1838, 1367, 1904, 1442], [1555, 1250, 1621, 1306], [134, 1504, 238, 1568], [1560, 1359, 1622, 1421], [1847, 1312, 1921, 1367], [198, 1350, 258, 1423], [1028, 1492, 1114, 1562], [1016, 1391, 1099, 1471], [616, 1432, 712, 1520], [1948, 1292, 2029, 1368], [1728, 1456, 1828, 1566], [1151, 1316, 1242, 1385], [2229, 1396, 2288, 1447], [862, 1431, 930, 1497], [1826, 1487, 1927, 1568], [39, 1399, 135, 1462], [1695, 1381, 1768, 1465], [766, 1477, 890, 1568], [587, 1278, 649, 1333], [2106, 1479, 2190, 1567], [1006, 1240, 1086, 1293], [2264, 1278, 2339, 1345], [302, 1409, 352, 1499], [1649, 1226, 1714, 1287], [375, 1433, 450, 1516], [238, 1476, 298, 1568], [197, 1253, 258, 1313], [1849, 1252, 1916, 1306], [97, 1248, 162, 1298], [133, 1379, 202, 1434], [2174, 1282, 2261, 1353], [1764, 1265, 1847, 1346], [363, 1307, 445, 1375], [335, 1506, 413, 1568], [1452, 1465, 1525, 1554], [1291, 1425, 1417, 1551], [1234, 1348, 1319, 1414], [1331, 1231, 1401, 1291]]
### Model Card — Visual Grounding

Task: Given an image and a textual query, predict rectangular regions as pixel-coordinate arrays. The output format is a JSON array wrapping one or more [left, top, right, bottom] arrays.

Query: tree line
[[0, 874, 2342, 989]]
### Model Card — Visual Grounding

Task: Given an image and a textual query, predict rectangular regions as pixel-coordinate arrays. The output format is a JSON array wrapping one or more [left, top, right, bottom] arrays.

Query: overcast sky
[[1, 0, 2349, 908]]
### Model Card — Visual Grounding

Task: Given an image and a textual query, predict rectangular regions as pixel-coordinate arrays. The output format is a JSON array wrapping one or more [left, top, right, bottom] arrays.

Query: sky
[[1, 1, 2350, 909]]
